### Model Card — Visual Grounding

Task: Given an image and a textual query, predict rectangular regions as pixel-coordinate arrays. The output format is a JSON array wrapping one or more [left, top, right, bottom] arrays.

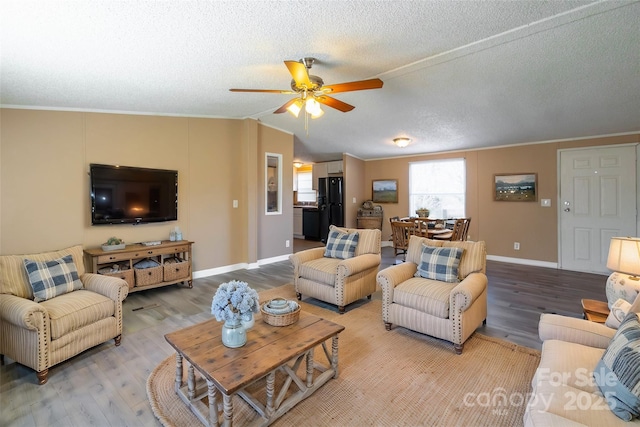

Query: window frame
[[408, 158, 466, 219]]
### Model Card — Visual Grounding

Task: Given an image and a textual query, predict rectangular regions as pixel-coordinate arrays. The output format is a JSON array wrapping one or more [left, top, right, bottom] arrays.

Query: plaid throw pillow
[[415, 245, 464, 283], [24, 255, 83, 302], [324, 229, 359, 259], [595, 312, 640, 421]]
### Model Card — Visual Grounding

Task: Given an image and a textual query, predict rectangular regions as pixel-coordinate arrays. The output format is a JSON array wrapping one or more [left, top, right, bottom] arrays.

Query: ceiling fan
[[230, 58, 383, 119]]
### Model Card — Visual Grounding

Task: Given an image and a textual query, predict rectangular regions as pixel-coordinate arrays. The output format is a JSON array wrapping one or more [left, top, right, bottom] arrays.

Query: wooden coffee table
[[165, 311, 345, 427]]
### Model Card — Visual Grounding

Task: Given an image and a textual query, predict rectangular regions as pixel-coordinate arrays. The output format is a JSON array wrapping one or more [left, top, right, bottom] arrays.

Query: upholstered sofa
[[377, 236, 487, 354], [290, 225, 382, 313], [0, 245, 128, 384], [524, 300, 640, 426]]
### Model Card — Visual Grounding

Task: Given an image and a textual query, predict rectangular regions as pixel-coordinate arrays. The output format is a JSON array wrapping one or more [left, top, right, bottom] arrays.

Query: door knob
[[564, 208, 571, 212]]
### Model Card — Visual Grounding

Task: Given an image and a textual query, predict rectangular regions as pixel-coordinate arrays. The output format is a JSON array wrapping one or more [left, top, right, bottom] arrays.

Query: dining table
[[399, 217, 454, 239], [424, 228, 453, 238]]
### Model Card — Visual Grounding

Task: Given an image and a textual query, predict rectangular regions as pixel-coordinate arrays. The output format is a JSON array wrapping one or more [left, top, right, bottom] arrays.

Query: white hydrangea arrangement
[[211, 280, 260, 322]]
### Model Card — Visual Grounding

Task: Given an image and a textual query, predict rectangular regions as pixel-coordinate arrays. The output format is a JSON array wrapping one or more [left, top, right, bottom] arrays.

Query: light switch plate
[[541, 199, 551, 207], [233, 200, 238, 208]]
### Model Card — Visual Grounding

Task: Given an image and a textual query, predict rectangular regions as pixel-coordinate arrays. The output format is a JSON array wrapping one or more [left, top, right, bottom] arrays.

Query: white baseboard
[[258, 254, 290, 265], [193, 254, 292, 278], [193, 252, 559, 280], [192, 262, 250, 279], [486, 255, 558, 269]]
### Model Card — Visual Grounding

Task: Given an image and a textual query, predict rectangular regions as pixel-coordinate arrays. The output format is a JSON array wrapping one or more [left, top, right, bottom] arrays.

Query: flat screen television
[[90, 164, 178, 225]]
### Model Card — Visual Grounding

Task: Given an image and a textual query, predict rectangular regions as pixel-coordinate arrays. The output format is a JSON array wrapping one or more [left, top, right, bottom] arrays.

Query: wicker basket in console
[[99, 266, 134, 289], [163, 257, 191, 282], [134, 265, 163, 287]]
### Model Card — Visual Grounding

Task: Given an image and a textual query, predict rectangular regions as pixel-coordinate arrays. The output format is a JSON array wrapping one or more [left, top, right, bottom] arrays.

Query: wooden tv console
[[84, 240, 194, 292]]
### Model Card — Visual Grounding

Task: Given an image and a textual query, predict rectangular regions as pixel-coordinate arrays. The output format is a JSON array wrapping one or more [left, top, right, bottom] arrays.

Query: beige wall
[[0, 109, 293, 273], [343, 154, 366, 228], [365, 134, 640, 263], [258, 125, 295, 260]]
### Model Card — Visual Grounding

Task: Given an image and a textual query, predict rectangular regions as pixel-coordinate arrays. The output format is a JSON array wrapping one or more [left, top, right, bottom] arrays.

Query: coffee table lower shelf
[[174, 337, 339, 427]]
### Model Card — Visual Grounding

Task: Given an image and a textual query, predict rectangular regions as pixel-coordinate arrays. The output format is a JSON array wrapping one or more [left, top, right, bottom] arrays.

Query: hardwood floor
[[0, 238, 607, 426]]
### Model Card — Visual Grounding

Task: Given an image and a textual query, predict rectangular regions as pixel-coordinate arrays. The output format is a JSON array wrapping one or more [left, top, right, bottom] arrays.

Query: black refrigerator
[[318, 177, 344, 242]]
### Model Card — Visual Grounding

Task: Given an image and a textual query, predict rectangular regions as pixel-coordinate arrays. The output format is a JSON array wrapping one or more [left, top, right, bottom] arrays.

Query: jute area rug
[[147, 284, 541, 427]]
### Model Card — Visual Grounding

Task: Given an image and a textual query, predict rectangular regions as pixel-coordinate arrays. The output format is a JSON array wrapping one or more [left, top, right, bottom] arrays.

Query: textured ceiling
[[1, 1, 639, 162]]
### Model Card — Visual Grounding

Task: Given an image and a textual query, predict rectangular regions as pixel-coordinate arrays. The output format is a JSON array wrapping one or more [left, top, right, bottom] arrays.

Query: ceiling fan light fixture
[[393, 137, 411, 148], [310, 107, 324, 119], [293, 161, 303, 168], [305, 98, 323, 117], [287, 99, 304, 117]]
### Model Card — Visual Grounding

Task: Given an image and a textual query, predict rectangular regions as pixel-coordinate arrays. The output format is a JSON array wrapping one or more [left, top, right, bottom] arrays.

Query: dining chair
[[413, 219, 429, 237], [433, 218, 471, 241], [390, 220, 418, 260]]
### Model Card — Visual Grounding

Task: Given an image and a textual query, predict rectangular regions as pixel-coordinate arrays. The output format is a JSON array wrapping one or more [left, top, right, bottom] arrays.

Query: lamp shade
[[607, 237, 640, 277]]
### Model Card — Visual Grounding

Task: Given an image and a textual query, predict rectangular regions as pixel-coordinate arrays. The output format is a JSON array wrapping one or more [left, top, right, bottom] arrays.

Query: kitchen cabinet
[[312, 161, 343, 189], [293, 207, 304, 238], [312, 162, 328, 189], [327, 160, 343, 174]]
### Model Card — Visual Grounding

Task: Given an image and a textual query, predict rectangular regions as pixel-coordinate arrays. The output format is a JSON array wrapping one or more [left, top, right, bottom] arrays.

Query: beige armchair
[[290, 225, 382, 313], [0, 245, 128, 384], [377, 236, 487, 354]]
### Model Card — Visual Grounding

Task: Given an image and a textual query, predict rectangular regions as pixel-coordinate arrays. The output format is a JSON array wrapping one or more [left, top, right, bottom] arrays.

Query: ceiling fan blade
[[229, 89, 295, 94], [321, 78, 383, 94], [273, 98, 298, 114], [285, 60, 312, 88], [315, 95, 355, 112]]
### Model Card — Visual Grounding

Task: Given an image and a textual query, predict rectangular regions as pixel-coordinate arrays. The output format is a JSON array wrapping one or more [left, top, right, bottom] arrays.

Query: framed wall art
[[372, 179, 398, 203], [494, 173, 537, 202]]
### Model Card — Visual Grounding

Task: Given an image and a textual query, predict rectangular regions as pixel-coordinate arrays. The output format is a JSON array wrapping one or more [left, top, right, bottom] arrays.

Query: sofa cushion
[[329, 225, 381, 256], [299, 257, 341, 286], [324, 228, 359, 259], [533, 339, 605, 394], [442, 240, 486, 279], [526, 381, 630, 426], [41, 289, 115, 340], [24, 255, 83, 302], [415, 245, 463, 283], [406, 237, 486, 280], [595, 313, 640, 421], [393, 277, 457, 318], [0, 245, 86, 299]]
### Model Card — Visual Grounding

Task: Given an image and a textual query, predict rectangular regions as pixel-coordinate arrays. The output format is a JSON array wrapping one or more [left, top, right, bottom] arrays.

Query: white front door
[[559, 145, 637, 274]]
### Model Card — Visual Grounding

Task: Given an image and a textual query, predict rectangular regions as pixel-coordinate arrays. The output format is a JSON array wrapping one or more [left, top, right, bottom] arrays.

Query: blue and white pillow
[[324, 229, 359, 259], [24, 255, 83, 302], [415, 245, 464, 283], [595, 312, 640, 421]]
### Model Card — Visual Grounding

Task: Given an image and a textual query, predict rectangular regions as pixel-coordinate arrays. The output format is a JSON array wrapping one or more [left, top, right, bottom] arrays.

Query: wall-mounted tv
[[90, 164, 178, 225]]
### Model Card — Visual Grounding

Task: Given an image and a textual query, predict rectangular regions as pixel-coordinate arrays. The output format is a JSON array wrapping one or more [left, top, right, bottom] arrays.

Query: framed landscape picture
[[494, 173, 537, 202], [372, 179, 398, 203]]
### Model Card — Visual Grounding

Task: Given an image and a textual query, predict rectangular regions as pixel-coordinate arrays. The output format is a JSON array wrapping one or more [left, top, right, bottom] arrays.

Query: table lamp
[[605, 236, 640, 309]]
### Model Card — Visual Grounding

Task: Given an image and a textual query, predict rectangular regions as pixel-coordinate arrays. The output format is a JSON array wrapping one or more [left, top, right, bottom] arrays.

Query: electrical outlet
[[514, 242, 520, 250], [285, 240, 290, 248]]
